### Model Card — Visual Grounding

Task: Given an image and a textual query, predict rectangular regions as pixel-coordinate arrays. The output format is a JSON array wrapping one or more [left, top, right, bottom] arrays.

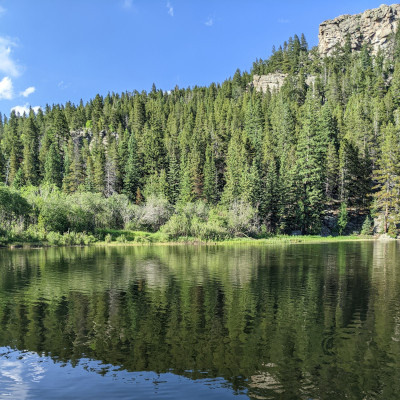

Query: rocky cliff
[[252, 73, 316, 93], [318, 4, 400, 56], [252, 73, 287, 93]]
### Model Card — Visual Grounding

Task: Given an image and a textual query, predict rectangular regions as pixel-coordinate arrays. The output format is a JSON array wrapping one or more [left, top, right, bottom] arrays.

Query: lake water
[[0, 241, 400, 399]]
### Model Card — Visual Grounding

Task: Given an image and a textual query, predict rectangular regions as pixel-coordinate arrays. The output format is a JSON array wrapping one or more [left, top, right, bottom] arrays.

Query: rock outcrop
[[318, 4, 400, 57], [252, 73, 287, 93], [252, 73, 316, 93]]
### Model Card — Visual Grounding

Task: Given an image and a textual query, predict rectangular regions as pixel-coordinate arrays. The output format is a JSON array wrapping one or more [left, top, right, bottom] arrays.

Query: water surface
[[0, 242, 400, 399]]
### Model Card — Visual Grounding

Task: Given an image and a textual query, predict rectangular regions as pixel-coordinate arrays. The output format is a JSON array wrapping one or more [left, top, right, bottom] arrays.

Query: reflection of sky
[[0, 347, 45, 400], [0, 347, 249, 400]]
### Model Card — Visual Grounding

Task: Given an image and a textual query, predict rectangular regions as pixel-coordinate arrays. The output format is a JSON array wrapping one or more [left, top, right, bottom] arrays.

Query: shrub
[[135, 196, 172, 231], [116, 234, 127, 243], [105, 233, 112, 243], [361, 215, 373, 235], [46, 231, 63, 245], [161, 213, 191, 238], [337, 203, 348, 236], [226, 200, 259, 236]]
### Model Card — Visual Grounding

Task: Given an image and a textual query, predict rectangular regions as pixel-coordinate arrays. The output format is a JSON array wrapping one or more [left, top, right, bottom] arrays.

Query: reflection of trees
[[0, 242, 400, 398]]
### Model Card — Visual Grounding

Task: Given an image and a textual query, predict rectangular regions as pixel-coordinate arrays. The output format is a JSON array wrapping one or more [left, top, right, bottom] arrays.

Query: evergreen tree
[[295, 92, 326, 233], [203, 143, 218, 204], [22, 110, 40, 185], [123, 132, 140, 200], [43, 143, 62, 187], [373, 122, 400, 234]]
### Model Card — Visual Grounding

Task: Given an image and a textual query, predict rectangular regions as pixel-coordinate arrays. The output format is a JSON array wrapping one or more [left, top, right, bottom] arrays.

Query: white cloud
[[123, 0, 132, 8], [278, 18, 290, 24], [205, 17, 214, 27], [20, 86, 35, 97], [166, 2, 173, 16], [11, 103, 41, 116], [0, 76, 13, 99], [0, 6, 6, 16], [57, 80, 70, 90], [0, 37, 20, 77]]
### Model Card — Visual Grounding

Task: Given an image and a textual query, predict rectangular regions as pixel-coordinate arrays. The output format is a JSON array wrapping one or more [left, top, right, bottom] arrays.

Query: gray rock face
[[319, 4, 400, 57], [252, 73, 316, 93], [252, 73, 287, 93]]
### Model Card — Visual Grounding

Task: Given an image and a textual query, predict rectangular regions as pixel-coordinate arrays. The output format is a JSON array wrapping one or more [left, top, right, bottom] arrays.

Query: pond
[[0, 241, 399, 399]]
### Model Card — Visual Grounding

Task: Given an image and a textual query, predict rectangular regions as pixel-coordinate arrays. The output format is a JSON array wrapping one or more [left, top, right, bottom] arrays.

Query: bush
[[337, 203, 348, 236], [46, 231, 96, 246], [105, 233, 112, 243], [361, 215, 373, 235], [116, 234, 127, 243], [161, 213, 191, 238], [46, 231, 63, 245], [0, 185, 31, 230], [226, 200, 259, 236], [135, 196, 172, 231]]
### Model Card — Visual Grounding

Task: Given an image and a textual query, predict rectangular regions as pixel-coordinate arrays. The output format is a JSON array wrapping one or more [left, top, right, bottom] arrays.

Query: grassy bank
[[0, 228, 383, 250], [93, 231, 377, 247]]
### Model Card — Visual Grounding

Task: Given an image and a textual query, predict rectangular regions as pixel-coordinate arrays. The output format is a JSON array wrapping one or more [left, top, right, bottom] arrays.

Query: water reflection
[[0, 242, 399, 399]]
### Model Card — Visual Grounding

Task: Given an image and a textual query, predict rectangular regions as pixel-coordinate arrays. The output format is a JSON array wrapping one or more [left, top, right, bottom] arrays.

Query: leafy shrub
[[105, 233, 112, 243], [226, 200, 259, 236], [337, 203, 348, 236], [135, 196, 172, 231], [0, 185, 31, 230], [361, 215, 373, 235], [116, 234, 127, 243], [46, 231, 63, 245]]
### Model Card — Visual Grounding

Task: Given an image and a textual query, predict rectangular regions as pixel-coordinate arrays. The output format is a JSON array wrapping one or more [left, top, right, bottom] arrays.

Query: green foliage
[[337, 202, 348, 236], [361, 215, 373, 235], [0, 32, 399, 239]]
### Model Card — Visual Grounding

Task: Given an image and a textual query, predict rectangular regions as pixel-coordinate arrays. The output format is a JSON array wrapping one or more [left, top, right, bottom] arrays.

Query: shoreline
[[0, 234, 386, 250]]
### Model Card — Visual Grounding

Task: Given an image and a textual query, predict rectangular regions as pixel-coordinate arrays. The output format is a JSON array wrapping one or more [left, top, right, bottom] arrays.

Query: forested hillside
[[1, 30, 400, 243]]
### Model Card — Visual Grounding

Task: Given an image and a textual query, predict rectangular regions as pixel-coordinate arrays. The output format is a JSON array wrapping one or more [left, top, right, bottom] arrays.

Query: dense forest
[[1, 32, 400, 244]]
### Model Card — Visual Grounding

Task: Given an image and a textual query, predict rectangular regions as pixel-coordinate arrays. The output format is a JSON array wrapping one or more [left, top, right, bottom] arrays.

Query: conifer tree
[[22, 110, 40, 185], [295, 92, 326, 233], [373, 122, 400, 234], [203, 143, 218, 204], [123, 132, 140, 200], [167, 149, 180, 204], [93, 145, 105, 193], [43, 143, 62, 187]]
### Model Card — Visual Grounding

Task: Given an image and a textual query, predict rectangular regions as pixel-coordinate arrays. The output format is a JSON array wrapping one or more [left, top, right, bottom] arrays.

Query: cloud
[[0, 6, 6, 16], [11, 103, 41, 116], [205, 17, 214, 27], [20, 86, 35, 97], [166, 2, 173, 17], [277, 18, 290, 24], [0, 76, 13, 99], [57, 80, 70, 90], [0, 37, 21, 77]]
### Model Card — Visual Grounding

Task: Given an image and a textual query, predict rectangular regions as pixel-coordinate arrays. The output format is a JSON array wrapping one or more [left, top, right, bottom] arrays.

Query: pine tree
[[373, 122, 400, 234], [222, 131, 247, 204], [203, 143, 218, 204], [22, 110, 40, 185], [325, 141, 339, 201], [123, 132, 140, 200], [295, 92, 326, 233], [43, 143, 62, 187], [167, 149, 180, 204]]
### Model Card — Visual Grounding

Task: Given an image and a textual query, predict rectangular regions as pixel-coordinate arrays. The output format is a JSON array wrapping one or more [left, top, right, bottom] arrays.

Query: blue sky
[[0, 0, 387, 116]]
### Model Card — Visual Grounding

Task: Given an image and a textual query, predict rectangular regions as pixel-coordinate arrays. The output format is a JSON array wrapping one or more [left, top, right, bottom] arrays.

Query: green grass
[[0, 228, 379, 249], [94, 230, 377, 247]]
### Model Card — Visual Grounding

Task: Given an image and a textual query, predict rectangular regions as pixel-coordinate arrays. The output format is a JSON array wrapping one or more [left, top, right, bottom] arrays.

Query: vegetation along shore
[[2, 7, 400, 245]]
